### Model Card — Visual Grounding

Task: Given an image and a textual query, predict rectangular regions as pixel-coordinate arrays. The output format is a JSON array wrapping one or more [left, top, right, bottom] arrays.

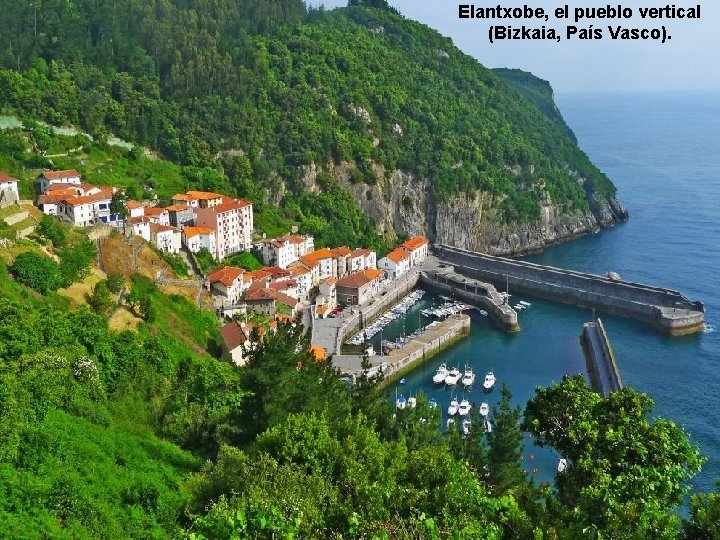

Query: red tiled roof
[[143, 206, 168, 216], [0, 171, 17, 182], [332, 246, 351, 257], [128, 216, 151, 225], [269, 279, 297, 291], [246, 288, 298, 308], [321, 277, 337, 286], [300, 248, 334, 267], [42, 169, 80, 180], [385, 247, 410, 264], [351, 248, 372, 258], [402, 236, 429, 251], [336, 268, 383, 289], [183, 226, 215, 239], [165, 204, 192, 212], [61, 190, 112, 206], [150, 223, 178, 234], [38, 193, 72, 205], [208, 266, 245, 287], [45, 182, 80, 192], [220, 320, 250, 351], [213, 199, 249, 213], [186, 190, 223, 200], [125, 200, 143, 209]]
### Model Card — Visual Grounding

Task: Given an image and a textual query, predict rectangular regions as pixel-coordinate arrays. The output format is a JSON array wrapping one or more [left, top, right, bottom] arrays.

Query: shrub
[[11, 252, 60, 294]]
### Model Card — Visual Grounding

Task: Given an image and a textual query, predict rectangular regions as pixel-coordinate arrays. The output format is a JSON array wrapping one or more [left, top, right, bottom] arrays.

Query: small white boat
[[407, 396, 417, 409], [484, 419, 493, 433], [479, 309, 488, 316], [432, 363, 449, 385], [483, 372, 496, 391], [396, 394, 407, 410], [461, 366, 475, 387], [558, 458, 568, 473], [445, 367, 461, 386], [462, 418, 472, 436], [519, 300, 531, 307], [446, 418, 455, 428], [513, 304, 525, 310], [447, 398, 459, 416], [479, 402, 489, 417], [458, 399, 471, 416]]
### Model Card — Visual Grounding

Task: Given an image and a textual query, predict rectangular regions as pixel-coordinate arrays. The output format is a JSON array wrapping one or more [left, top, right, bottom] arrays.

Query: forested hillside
[[0, 0, 625, 253]]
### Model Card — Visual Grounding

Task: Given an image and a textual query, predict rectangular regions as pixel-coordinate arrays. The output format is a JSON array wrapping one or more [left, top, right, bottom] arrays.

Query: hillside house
[[0, 172, 19, 206], [401, 236, 429, 266], [378, 248, 411, 280], [208, 266, 246, 305], [182, 226, 216, 255], [195, 199, 253, 261], [336, 268, 384, 306], [150, 223, 181, 253], [39, 169, 81, 193]]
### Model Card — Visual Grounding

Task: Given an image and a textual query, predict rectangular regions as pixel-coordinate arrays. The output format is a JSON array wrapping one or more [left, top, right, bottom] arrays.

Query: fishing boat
[[458, 399, 471, 416], [462, 418, 472, 436], [432, 363, 449, 385], [461, 366, 475, 387], [447, 398, 459, 416], [407, 396, 417, 409], [445, 366, 461, 386], [483, 372, 496, 392], [479, 402, 489, 417]]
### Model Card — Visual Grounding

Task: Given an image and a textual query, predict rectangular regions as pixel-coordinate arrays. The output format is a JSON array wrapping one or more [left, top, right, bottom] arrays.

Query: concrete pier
[[420, 269, 519, 332], [435, 244, 705, 336], [581, 318, 623, 396], [333, 314, 471, 384]]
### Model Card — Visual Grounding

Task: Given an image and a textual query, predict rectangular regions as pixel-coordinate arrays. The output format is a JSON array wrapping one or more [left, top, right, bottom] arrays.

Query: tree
[[88, 280, 114, 316], [523, 375, 704, 538], [37, 215, 66, 247], [685, 482, 720, 539], [10, 252, 59, 294], [487, 384, 525, 493], [57, 240, 97, 288], [138, 294, 156, 322], [105, 273, 125, 294], [110, 191, 128, 219]]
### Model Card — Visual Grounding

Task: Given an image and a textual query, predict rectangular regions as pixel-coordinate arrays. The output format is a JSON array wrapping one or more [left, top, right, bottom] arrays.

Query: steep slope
[[0, 1, 627, 254]]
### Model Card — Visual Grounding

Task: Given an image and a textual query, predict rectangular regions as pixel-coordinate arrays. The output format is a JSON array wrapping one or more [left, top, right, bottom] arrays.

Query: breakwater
[[435, 244, 705, 335], [581, 318, 623, 396], [420, 270, 519, 332]]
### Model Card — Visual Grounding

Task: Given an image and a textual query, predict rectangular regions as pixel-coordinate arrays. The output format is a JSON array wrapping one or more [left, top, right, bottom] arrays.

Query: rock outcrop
[[300, 162, 628, 256]]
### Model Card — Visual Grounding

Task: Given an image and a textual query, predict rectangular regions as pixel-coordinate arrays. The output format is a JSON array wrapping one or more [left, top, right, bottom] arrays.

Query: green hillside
[[0, 1, 616, 226]]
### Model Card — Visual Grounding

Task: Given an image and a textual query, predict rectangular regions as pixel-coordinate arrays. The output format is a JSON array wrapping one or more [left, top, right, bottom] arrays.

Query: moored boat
[[462, 418, 472, 436], [432, 363, 449, 385], [396, 394, 407, 410], [558, 458, 568, 473], [445, 367, 461, 386], [458, 399, 471, 416], [447, 398, 459, 416], [483, 372, 496, 392], [407, 396, 417, 409], [479, 402, 489, 417], [461, 366, 475, 387]]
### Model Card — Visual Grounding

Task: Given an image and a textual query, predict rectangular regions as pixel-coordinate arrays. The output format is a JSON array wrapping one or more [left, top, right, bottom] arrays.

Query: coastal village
[[2, 168, 434, 370]]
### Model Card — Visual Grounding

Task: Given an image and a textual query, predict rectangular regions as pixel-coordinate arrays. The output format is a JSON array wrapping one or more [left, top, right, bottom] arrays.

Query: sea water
[[393, 92, 720, 492]]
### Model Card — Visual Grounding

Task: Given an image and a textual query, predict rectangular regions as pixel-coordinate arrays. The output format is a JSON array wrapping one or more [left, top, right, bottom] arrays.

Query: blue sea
[[392, 92, 720, 493]]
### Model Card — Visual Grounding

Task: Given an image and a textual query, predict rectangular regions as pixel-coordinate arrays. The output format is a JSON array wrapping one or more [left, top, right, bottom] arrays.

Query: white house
[[349, 248, 377, 273], [401, 236, 429, 267], [289, 265, 312, 303], [150, 223, 181, 253], [182, 226, 217, 255], [220, 319, 253, 366], [260, 238, 296, 269], [126, 200, 145, 218], [57, 188, 116, 227], [0, 172, 19, 205], [299, 248, 336, 285], [208, 266, 246, 305], [195, 199, 253, 261], [39, 169, 81, 193], [378, 248, 411, 280], [144, 206, 170, 226], [128, 216, 151, 241]]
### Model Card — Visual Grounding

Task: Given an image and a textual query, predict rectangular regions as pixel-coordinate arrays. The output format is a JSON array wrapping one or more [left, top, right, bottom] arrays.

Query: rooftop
[[336, 268, 383, 289], [42, 169, 81, 180], [385, 247, 411, 264], [208, 266, 245, 286], [183, 226, 215, 238], [0, 172, 17, 182], [402, 235, 429, 251]]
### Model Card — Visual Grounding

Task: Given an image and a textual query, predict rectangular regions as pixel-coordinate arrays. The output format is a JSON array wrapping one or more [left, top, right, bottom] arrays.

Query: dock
[[333, 314, 471, 384], [435, 244, 705, 335], [581, 318, 623, 396]]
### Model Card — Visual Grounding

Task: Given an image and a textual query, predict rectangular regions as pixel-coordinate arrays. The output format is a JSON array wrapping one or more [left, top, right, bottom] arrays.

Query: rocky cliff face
[[299, 162, 628, 256]]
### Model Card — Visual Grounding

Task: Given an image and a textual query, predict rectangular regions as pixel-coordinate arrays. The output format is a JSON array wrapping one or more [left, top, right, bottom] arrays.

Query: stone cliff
[[300, 162, 628, 256]]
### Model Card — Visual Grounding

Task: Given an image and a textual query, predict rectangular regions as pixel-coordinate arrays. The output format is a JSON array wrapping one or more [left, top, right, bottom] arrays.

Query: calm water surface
[[394, 92, 720, 492]]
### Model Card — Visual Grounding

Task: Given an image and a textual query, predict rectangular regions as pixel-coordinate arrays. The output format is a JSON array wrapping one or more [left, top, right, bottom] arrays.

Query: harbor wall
[[581, 318, 623, 396], [435, 244, 704, 335]]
